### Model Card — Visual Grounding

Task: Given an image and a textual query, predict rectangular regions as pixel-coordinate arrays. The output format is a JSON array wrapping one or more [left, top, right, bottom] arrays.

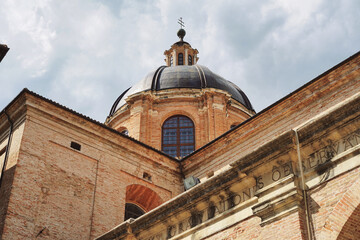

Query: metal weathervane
[[178, 17, 185, 29]]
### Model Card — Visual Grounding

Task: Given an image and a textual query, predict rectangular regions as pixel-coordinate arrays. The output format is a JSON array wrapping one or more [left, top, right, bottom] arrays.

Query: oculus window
[[162, 115, 194, 158]]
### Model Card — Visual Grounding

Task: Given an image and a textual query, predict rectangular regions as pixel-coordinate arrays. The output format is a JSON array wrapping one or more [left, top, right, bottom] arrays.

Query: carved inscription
[[142, 161, 295, 240], [142, 185, 259, 240], [302, 130, 360, 171], [256, 162, 293, 190]]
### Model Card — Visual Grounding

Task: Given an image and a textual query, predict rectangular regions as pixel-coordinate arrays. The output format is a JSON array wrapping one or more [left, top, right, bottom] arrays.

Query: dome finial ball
[[177, 28, 186, 41]]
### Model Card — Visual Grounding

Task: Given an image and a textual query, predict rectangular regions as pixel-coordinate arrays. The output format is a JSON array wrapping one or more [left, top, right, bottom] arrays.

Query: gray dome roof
[[109, 65, 254, 116]]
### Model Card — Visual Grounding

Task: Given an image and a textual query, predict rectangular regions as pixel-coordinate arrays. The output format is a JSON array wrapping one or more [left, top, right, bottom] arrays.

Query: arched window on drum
[[188, 55, 192, 65], [162, 115, 195, 158], [178, 53, 184, 65]]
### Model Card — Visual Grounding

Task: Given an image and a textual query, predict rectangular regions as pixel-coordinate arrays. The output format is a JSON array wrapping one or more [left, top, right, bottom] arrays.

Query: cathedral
[[0, 27, 359, 240]]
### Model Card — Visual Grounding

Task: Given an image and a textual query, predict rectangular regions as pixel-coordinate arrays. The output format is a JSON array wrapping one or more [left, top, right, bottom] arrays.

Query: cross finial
[[178, 17, 185, 29]]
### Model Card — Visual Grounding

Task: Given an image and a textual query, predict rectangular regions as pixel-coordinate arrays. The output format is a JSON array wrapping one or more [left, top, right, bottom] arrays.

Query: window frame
[[124, 203, 145, 221], [178, 53, 184, 65], [162, 115, 195, 158]]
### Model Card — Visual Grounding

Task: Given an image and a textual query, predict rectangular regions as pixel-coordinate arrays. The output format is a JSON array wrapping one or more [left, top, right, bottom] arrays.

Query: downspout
[[0, 110, 14, 188], [179, 161, 185, 180], [293, 129, 313, 240]]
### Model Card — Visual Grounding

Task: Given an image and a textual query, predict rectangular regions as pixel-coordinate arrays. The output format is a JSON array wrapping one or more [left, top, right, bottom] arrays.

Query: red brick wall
[[0, 96, 183, 239], [203, 211, 306, 240], [310, 166, 360, 239]]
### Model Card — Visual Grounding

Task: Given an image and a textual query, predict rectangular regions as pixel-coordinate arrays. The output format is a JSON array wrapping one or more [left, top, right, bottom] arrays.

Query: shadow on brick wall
[[0, 165, 16, 237]]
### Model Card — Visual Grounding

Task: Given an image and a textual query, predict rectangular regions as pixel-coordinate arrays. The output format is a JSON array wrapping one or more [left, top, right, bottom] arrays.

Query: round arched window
[[162, 115, 195, 158]]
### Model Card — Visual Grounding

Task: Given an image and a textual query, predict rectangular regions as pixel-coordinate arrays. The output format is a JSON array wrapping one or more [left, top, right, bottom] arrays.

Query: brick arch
[[125, 184, 163, 212], [117, 126, 129, 135], [161, 110, 196, 128], [318, 173, 360, 239], [337, 203, 360, 240]]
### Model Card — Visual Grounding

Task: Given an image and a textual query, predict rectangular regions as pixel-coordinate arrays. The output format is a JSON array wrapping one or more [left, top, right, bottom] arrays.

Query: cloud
[[1, 0, 55, 77]]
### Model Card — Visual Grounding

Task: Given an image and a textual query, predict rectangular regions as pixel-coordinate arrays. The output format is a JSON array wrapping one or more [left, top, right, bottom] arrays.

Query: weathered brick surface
[[0, 93, 183, 239], [310, 166, 360, 240]]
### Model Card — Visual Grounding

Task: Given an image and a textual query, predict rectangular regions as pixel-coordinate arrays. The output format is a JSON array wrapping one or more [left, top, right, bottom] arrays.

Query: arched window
[[124, 203, 145, 220], [188, 55, 192, 65], [170, 55, 173, 66], [121, 129, 129, 136], [178, 53, 183, 65], [118, 127, 129, 136], [162, 115, 195, 158]]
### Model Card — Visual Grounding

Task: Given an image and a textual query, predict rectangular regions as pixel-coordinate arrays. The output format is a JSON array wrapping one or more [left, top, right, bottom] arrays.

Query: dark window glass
[[178, 53, 183, 65], [124, 203, 145, 221], [121, 129, 129, 136], [162, 115, 194, 158], [188, 55, 192, 65]]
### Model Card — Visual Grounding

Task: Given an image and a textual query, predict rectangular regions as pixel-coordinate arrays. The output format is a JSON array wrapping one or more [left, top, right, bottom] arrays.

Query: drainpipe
[[0, 110, 13, 189], [293, 129, 313, 240], [179, 161, 186, 180]]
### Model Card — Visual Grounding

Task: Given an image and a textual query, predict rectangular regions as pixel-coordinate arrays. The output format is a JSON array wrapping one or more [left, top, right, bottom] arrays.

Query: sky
[[1, 0, 359, 122]]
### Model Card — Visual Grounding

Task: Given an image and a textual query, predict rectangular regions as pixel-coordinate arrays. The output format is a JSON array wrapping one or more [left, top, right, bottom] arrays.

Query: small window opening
[[178, 53, 183, 65], [143, 172, 152, 181], [70, 141, 81, 151], [188, 55, 192, 65], [170, 56, 173, 66]]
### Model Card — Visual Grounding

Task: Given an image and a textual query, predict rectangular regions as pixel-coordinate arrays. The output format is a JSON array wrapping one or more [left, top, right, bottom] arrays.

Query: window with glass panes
[[162, 115, 195, 158], [178, 53, 184, 65], [188, 55, 192, 65], [124, 203, 145, 221]]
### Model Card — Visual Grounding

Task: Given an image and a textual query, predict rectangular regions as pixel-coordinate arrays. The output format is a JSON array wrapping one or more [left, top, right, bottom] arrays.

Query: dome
[[109, 64, 254, 116]]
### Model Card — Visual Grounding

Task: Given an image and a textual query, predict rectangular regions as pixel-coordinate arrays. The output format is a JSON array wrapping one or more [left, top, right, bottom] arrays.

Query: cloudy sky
[[1, 0, 359, 122]]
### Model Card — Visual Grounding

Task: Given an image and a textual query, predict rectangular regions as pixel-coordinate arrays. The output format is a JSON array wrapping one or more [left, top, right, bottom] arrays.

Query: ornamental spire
[[177, 17, 186, 41], [163, 18, 199, 66]]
